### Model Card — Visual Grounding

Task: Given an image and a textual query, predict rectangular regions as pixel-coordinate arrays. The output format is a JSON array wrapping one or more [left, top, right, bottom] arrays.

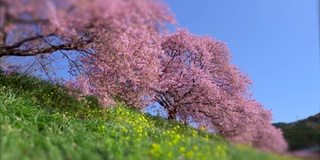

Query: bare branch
[[36, 56, 52, 82], [4, 34, 55, 49], [0, 38, 93, 58]]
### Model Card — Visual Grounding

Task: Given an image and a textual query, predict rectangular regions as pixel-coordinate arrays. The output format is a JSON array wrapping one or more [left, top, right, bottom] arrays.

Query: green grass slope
[[0, 74, 297, 160]]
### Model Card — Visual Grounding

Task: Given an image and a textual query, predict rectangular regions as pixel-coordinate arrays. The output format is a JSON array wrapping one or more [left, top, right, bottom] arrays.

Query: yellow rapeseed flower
[[193, 146, 198, 151], [150, 143, 162, 158], [167, 151, 172, 158], [187, 151, 194, 158], [179, 146, 186, 152]]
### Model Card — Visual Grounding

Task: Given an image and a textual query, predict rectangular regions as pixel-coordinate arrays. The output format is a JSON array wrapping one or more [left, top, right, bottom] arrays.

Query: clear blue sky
[[163, 0, 319, 123]]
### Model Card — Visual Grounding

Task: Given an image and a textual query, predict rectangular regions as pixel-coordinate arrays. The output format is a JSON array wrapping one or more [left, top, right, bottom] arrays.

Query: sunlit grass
[[0, 74, 298, 160]]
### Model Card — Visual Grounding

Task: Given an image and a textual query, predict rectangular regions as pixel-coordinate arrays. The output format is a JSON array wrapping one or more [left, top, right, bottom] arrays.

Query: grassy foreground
[[0, 74, 296, 160]]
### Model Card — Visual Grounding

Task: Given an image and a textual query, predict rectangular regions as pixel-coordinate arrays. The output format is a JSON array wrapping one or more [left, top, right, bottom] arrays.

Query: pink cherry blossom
[[0, 0, 287, 153]]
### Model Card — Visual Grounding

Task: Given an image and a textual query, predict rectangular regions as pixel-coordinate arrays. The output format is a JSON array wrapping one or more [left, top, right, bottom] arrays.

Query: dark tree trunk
[[167, 108, 177, 120]]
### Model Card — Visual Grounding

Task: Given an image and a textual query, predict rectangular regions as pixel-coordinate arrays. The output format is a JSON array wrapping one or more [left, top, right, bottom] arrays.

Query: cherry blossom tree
[[156, 30, 287, 153], [0, 0, 91, 75], [0, 0, 287, 153], [0, 0, 174, 104], [252, 121, 288, 153], [0, 0, 173, 78]]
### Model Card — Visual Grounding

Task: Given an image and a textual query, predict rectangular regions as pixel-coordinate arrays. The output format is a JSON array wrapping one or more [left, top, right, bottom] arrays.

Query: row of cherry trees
[[0, 0, 287, 153]]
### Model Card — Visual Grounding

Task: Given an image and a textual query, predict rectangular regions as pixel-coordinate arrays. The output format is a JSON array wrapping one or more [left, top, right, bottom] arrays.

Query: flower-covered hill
[[0, 74, 297, 160]]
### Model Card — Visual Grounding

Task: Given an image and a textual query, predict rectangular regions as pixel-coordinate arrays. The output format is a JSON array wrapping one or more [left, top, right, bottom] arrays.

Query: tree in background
[[156, 30, 287, 152], [0, 0, 287, 153]]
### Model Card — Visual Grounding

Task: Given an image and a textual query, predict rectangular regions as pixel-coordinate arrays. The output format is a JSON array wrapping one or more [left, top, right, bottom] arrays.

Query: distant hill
[[273, 113, 320, 150]]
